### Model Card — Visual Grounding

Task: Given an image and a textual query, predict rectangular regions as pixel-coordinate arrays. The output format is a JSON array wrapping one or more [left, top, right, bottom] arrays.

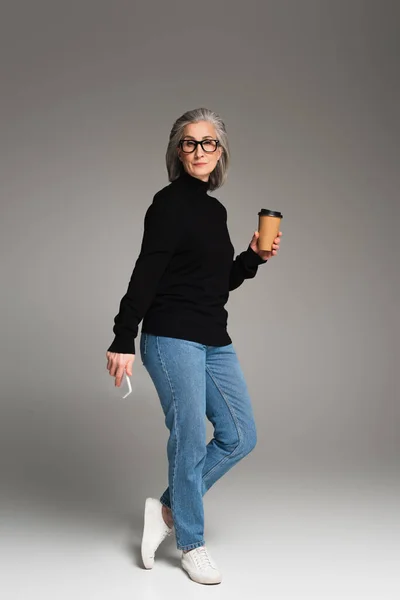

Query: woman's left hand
[[250, 230, 282, 260]]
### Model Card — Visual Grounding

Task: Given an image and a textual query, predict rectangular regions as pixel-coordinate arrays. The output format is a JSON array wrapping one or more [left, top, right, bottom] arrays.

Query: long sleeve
[[107, 193, 182, 355], [229, 244, 268, 291]]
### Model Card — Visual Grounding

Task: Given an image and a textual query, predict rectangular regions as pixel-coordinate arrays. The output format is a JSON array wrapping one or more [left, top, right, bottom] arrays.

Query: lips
[[194, 163, 207, 166]]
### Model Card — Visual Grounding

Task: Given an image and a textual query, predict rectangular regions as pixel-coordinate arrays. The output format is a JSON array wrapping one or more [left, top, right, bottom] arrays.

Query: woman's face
[[177, 121, 223, 182]]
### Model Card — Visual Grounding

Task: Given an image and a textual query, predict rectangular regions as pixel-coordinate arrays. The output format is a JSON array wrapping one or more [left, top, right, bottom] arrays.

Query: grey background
[[1, 0, 399, 520]]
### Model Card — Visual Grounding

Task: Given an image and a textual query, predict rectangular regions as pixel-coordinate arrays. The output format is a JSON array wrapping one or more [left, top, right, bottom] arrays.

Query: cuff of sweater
[[107, 336, 136, 355], [245, 244, 268, 266]]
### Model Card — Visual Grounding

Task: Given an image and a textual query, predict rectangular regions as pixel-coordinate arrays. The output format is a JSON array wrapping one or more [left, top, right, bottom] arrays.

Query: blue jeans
[[140, 333, 257, 551]]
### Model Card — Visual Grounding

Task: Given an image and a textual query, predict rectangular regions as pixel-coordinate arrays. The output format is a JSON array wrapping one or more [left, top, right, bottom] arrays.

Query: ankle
[[162, 504, 173, 527]]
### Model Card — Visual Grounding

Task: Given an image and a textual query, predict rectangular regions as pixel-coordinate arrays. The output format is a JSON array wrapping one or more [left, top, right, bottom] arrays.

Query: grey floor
[[1, 469, 398, 600]]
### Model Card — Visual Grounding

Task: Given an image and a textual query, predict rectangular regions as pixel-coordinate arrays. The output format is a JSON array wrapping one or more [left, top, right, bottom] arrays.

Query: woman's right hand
[[106, 351, 135, 387]]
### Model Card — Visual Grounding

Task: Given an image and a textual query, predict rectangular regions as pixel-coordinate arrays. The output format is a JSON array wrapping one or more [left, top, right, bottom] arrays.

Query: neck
[[179, 168, 210, 191]]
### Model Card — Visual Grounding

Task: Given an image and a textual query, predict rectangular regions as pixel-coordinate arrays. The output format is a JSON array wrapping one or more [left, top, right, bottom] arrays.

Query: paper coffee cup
[[258, 209, 283, 251]]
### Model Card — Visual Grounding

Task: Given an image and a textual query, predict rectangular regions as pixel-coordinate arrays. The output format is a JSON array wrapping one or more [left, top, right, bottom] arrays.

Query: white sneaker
[[181, 545, 222, 584], [141, 497, 174, 569]]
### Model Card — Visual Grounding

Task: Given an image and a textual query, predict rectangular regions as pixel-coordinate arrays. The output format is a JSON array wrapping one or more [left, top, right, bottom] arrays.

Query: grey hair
[[165, 107, 230, 191]]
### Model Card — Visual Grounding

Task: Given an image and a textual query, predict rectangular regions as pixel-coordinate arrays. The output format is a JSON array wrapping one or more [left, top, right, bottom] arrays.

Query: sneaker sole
[[141, 498, 157, 569], [181, 561, 222, 584]]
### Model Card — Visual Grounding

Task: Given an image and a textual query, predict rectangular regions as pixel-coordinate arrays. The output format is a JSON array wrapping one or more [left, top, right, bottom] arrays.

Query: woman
[[106, 108, 282, 585]]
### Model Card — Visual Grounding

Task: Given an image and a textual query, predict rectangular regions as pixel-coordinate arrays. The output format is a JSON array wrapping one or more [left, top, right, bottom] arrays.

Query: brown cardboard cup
[[258, 209, 283, 251]]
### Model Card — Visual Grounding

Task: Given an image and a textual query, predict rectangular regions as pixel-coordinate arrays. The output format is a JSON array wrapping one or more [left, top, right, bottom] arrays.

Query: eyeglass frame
[[178, 138, 220, 154]]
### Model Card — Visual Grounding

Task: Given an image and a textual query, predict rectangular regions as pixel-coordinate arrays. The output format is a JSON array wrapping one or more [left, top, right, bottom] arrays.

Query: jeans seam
[[155, 336, 181, 547], [143, 332, 148, 355], [201, 365, 243, 483]]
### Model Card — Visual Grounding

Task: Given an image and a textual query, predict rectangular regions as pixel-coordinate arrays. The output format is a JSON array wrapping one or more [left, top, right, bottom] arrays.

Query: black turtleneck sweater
[[107, 169, 268, 355]]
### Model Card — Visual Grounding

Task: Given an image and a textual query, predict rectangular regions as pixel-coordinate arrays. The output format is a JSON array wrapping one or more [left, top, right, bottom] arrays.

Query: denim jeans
[[140, 332, 257, 551]]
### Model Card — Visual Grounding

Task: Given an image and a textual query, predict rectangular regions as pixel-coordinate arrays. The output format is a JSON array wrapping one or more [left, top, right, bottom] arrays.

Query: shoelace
[[192, 546, 213, 570]]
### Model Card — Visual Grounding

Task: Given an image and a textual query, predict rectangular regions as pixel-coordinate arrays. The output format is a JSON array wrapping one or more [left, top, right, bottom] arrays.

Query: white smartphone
[[121, 372, 132, 398]]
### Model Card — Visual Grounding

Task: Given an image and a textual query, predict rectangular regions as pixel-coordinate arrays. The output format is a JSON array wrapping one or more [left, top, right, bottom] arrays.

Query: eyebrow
[[183, 135, 214, 139]]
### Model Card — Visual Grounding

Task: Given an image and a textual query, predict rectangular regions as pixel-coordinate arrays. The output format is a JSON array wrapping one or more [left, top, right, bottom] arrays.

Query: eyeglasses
[[178, 139, 220, 153]]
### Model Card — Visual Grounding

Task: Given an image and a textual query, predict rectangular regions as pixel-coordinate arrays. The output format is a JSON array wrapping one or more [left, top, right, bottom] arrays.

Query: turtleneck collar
[[177, 168, 210, 191]]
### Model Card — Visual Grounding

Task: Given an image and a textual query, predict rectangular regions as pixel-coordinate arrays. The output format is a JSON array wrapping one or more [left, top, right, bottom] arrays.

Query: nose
[[194, 143, 205, 158]]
